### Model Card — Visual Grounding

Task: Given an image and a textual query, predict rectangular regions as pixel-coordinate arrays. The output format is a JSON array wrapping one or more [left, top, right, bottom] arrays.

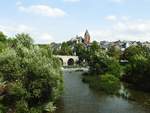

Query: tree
[[0, 34, 63, 113], [14, 33, 33, 48], [107, 45, 121, 60], [59, 42, 73, 55], [0, 32, 7, 52], [89, 41, 100, 54], [123, 45, 147, 61], [83, 48, 121, 94], [83, 41, 102, 64], [123, 46, 150, 91], [74, 43, 86, 63], [0, 32, 6, 42], [89, 50, 121, 77]]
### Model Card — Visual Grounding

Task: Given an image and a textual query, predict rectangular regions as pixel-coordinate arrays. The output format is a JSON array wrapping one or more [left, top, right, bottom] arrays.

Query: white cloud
[[0, 24, 53, 44], [0, 24, 33, 35], [64, 0, 80, 2], [90, 16, 150, 42], [35, 33, 53, 44], [105, 15, 129, 21], [16, 1, 22, 6], [18, 4, 66, 17], [105, 15, 117, 21]]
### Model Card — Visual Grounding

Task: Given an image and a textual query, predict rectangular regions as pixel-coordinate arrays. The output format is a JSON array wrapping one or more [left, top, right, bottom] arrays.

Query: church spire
[[84, 29, 91, 45]]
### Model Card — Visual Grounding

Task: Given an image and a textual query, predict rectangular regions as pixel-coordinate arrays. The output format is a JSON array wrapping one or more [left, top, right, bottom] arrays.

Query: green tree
[[74, 43, 86, 63], [89, 50, 121, 77], [89, 41, 100, 54], [14, 33, 33, 48], [83, 41, 101, 63], [123, 45, 150, 91], [123, 45, 148, 61], [59, 42, 73, 55], [0, 34, 63, 113], [108, 45, 121, 60], [0, 32, 6, 42], [0, 32, 7, 52]]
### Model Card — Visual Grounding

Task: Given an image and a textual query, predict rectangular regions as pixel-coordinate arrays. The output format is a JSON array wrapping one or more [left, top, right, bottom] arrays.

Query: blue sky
[[0, 0, 150, 43]]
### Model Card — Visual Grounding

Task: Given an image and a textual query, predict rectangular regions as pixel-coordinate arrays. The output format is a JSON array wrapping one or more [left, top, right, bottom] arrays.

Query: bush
[[99, 74, 120, 94], [82, 74, 120, 94]]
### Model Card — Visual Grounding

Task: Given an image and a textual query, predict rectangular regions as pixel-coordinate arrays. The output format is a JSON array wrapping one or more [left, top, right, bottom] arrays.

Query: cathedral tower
[[84, 29, 91, 45]]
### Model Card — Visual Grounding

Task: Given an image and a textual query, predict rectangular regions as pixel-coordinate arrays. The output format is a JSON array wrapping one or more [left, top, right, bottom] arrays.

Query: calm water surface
[[56, 70, 150, 113]]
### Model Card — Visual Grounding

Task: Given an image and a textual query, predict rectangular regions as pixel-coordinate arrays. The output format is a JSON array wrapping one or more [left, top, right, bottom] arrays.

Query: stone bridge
[[55, 55, 79, 66]]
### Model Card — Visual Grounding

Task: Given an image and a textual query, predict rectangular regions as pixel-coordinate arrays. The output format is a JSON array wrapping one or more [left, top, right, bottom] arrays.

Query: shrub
[[99, 74, 120, 94], [82, 74, 120, 94]]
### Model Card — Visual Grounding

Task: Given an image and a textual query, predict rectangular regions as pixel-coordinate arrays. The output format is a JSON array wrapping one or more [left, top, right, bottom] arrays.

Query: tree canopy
[[0, 33, 63, 113]]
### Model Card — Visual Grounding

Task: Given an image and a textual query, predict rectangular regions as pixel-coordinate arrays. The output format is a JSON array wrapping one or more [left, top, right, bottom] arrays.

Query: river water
[[56, 70, 150, 113]]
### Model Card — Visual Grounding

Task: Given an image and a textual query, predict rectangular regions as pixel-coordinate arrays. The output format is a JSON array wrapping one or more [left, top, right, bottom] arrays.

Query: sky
[[1, 0, 150, 44]]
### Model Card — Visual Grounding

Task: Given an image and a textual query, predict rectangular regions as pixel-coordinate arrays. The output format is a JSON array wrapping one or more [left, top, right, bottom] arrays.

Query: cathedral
[[70, 29, 91, 45], [84, 29, 91, 45]]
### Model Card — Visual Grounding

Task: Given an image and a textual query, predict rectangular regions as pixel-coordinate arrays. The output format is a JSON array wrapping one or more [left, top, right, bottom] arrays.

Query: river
[[56, 69, 150, 113]]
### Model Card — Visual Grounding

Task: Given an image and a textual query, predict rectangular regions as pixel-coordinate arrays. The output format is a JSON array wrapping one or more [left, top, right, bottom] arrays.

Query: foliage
[[123, 45, 149, 61], [82, 41, 102, 64], [0, 104, 7, 113], [0, 32, 6, 42], [44, 102, 56, 112], [99, 74, 120, 94], [15, 33, 33, 48], [88, 50, 121, 77], [89, 41, 100, 54], [0, 32, 7, 53], [107, 45, 121, 60], [123, 45, 150, 92], [58, 42, 73, 55], [83, 43, 121, 94], [82, 73, 120, 94], [0, 33, 63, 113], [74, 43, 86, 63]]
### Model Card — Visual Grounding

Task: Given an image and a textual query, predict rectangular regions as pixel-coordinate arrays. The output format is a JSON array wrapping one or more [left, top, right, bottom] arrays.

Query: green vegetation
[[123, 45, 150, 92], [82, 42, 150, 94], [74, 43, 87, 64], [0, 33, 63, 113], [107, 45, 121, 60], [123, 45, 149, 60], [82, 41, 121, 94], [1, 30, 150, 113], [0, 32, 8, 53], [53, 42, 73, 55], [82, 73, 120, 94], [88, 51, 121, 77]]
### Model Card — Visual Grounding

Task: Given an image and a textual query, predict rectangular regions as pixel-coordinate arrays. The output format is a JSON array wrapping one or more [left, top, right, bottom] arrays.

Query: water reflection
[[121, 83, 150, 107], [56, 70, 150, 113]]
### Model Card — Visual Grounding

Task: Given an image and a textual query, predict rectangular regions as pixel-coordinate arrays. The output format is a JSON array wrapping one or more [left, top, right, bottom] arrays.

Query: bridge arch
[[55, 55, 79, 66], [67, 58, 74, 66]]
